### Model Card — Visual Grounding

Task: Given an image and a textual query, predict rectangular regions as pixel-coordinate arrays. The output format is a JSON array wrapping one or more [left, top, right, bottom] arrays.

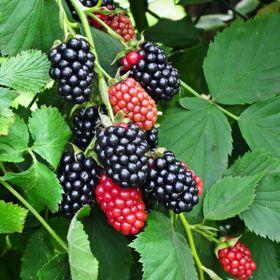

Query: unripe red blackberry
[[94, 123, 149, 188], [121, 42, 180, 101], [48, 38, 95, 104], [143, 151, 199, 213], [218, 238, 256, 280], [145, 127, 158, 149], [95, 174, 147, 235], [109, 78, 157, 130], [72, 106, 102, 150], [57, 152, 100, 218]]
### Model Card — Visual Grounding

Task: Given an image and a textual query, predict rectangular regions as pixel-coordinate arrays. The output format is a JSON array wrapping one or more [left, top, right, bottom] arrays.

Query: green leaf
[[28, 106, 71, 168], [3, 162, 63, 212], [145, 18, 201, 48], [38, 254, 69, 280], [203, 15, 280, 105], [0, 0, 63, 55], [159, 97, 232, 189], [0, 88, 17, 110], [0, 117, 29, 162], [0, 200, 27, 233], [21, 230, 54, 280], [130, 211, 198, 280], [179, 0, 213, 4], [240, 172, 280, 242], [85, 207, 133, 280], [241, 233, 280, 280], [238, 97, 280, 158], [203, 175, 262, 220], [67, 206, 99, 280], [0, 50, 50, 94]]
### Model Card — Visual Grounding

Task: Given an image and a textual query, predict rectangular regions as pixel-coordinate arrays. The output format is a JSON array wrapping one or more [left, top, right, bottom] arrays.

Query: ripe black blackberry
[[57, 152, 100, 218], [48, 38, 95, 104], [94, 123, 149, 188], [131, 42, 180, 101], [72, 106, 102, 150], [145, 127, 158, 149], [143, 151, 199, 213]]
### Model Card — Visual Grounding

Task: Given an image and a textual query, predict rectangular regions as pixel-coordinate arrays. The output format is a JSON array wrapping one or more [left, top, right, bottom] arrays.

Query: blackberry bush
[[48, 38, 95, 103], [94, 123, 149, 188]]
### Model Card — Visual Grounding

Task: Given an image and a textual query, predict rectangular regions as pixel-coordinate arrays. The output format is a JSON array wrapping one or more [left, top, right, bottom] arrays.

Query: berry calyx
[[109, 78, 158, 130], [218, 238, 256, 280], [95, 174, 147, 235]]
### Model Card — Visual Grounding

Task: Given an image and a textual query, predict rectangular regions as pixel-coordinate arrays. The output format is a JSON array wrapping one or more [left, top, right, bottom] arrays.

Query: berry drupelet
[[143, 151, 199, 213], [48, 38, 95, 104], [145, 127, 158, 149], [94, 123, 149, 188], [57, 152, 100, 218], [95, 174, 147, 235], [72, 106, 101, 150]]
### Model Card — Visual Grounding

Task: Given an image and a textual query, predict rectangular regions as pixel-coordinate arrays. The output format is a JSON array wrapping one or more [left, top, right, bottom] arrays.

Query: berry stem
[[180, 80, 240, 121], [169, 210, 174, 226], [179, 213, 205, 280], [0, 180, 68, 252], [191, 227, 220, 244]]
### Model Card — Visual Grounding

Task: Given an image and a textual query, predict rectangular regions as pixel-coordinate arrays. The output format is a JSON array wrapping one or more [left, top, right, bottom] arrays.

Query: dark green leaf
[[179, 0, 213, 4], [203, 15, 280, 104], [203, 175, 262, 220], [0, 117, 29, 162], [238, 97, 280, 158], [28, 106, 71, 168], [3, 162, 63, 212], [130, 211, 198, 280], [67, 206, 99, 280], [0, 200, 27, 233]]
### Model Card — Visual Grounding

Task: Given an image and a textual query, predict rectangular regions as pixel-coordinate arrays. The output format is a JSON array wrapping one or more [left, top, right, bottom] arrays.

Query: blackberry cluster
[[131, 42, 180, 101], [94, 123, 149, 188], [72, 106, 101, 149], [145, 127, 158, 149], [57, 152, 100, 218], [48, 38, 95, 104], [143, 151, 199, 213]]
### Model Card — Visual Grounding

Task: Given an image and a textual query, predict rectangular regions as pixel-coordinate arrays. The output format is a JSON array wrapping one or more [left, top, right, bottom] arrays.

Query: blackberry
[[94, 123, 149, 188], [145, 127, 158, 149], [48, 38, 95, 104], [143, 151, 199, 213], [130, 42, 180, 101], [57, 152, 100, 218], [72, 106, 101, 149]]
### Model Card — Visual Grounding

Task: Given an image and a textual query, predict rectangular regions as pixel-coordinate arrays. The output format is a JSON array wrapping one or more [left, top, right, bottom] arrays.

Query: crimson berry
[[126, 51, 141, 65]]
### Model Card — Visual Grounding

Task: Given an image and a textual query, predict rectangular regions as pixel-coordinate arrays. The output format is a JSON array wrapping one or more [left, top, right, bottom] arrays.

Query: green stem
[[179, 214, 205, 280], [0, 180, 68, 252], [191, 227, 220, 244], [180, 80, 240, 121], [169, 210, 174, 226]]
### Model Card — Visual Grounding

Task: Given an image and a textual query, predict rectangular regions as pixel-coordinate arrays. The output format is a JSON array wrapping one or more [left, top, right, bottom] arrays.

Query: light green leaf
[[28, 106, 71, 168], [203, 15, 280, 105], [3, 162, 63, 212], [240, 172, 280, 242], [0, 200, 27, 233], [67, 206, 99, 280], [159, 97, 232, 189], [203, 175, 262, 220], [0, 0, 63, 55], [0, 117, 29, 162], [0, 50, 50, 94], [130, 211, 198, 280], [238, 97, 280, 158], [38, 254, 69, 280], [242, 233, 280, 280], [0, 88, 17, 110]]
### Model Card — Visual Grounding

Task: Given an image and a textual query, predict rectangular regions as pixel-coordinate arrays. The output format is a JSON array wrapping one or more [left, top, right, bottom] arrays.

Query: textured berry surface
[[95, 174, 147, 235], [72, 106, 102, 149], [109, 78, 157, 130], [218, 238, 256, 280], [57, 152, 100, 218], [143, 151, 199, 213], [145, 127, 158, 149], [105, 13, 136, 42], [126, 42, 180, 101], [94, 123, 149, 188], [48, 38, 95, 104]]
